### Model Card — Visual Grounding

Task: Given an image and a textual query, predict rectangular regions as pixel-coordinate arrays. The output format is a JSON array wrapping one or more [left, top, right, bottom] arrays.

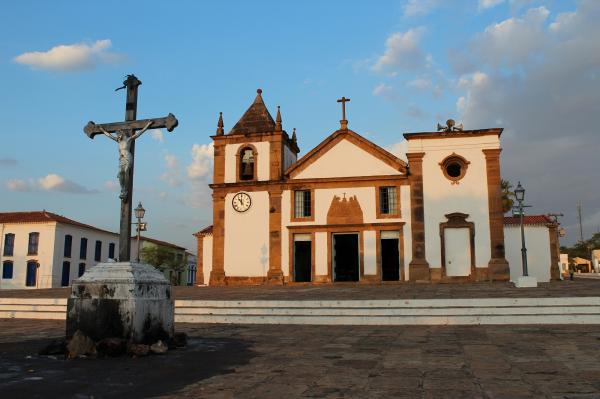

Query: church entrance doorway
[[333, 233, 359, 282], [293, 234, 312, 282], [444, 228, 471, 276], [381, 231, 400, 281]]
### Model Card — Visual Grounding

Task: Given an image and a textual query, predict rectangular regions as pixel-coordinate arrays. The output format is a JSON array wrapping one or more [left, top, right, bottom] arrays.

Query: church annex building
[[194, 90, 560, 285]]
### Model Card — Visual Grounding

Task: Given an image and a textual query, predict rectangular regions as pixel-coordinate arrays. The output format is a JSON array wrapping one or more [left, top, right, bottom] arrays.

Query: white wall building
[[0, 211, 119, 289]]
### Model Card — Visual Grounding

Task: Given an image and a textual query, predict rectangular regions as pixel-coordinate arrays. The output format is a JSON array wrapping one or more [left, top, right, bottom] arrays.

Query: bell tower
[[209, 89, 299, 285]]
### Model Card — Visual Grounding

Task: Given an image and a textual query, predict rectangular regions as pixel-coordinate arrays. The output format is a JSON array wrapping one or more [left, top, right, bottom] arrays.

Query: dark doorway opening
[[61, 261, 70, 286], [333, 233, 359, 282], [293, 241, 311, 282], [381, 238, 400, 281], [25, 261, 37, 287]]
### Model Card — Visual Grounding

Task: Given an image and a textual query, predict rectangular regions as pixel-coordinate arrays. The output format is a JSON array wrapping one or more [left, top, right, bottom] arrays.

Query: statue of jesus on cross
[[98, 122, 153, 200]]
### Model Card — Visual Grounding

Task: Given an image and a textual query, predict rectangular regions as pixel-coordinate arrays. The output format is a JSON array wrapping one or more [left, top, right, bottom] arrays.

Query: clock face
[[232, 192, 252, 212]]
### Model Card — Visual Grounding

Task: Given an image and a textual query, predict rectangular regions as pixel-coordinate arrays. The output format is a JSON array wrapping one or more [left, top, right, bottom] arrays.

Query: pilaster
[[267, 190, 284, 284], [407, 152, 430, 281], [209, 192, 226, 285]]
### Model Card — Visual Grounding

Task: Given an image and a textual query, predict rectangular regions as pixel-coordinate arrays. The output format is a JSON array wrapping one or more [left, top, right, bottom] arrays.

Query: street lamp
[[514, 182, 537, 287], [134, 202, 147, 263]]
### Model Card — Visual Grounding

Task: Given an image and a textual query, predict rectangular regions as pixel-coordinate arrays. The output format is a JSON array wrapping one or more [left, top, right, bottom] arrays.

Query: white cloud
[[479, 0, 504, 10], [457, 1, 600, 243], [386, 141, 408, 162], [14, 39, 124, 71], [160, 154, 182, 187], [6, 179, 31, 192], [38, 174, 98, 193], [406, 77, 432, 90], [372, 83, 397, 100], [473, 7, 549, 67], [150, 129, 164, 143], [372, 28, 428, 73], [187, 143, 214, 180], [104, 180, 119, 192], [403, 0, 442, 17]]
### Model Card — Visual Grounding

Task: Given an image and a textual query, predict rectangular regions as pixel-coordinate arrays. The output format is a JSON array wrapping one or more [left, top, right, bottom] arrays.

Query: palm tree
[[501, 179, 515, 214]]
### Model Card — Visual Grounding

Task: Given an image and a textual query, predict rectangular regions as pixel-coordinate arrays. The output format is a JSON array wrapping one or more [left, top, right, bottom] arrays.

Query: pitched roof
[[504, 215, 553, 226], [0, 211, 117, 235], [193, 225, 213, 237], [134, 235, 186, 251], [229, 89, 276, 135], [286, 129, 408, 178]]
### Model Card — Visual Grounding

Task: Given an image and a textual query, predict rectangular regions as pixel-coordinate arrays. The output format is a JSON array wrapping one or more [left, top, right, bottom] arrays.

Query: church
[[194, 89, 559, 285]]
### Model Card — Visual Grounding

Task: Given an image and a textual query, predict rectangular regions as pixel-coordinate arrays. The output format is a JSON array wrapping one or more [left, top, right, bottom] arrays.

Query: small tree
[[140, 245, 186, 285], [501, 179, 515, 214]]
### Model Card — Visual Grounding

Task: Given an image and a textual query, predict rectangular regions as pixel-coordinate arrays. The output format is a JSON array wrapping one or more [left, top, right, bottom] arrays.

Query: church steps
[[2, 297, 600, 325]]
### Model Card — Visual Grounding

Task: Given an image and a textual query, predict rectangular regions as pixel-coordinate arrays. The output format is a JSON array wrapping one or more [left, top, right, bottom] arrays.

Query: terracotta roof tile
[[229, 89, 276, 135], [0, 211, 117, 236], [133, 235, 186, 251], [504, 215, 553, 225], [193, 225, 213, 236]]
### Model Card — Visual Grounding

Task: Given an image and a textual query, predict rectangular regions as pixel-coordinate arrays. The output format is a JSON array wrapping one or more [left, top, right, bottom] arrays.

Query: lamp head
[[134, 202, 146, 219], [515, 181, 525, 202]]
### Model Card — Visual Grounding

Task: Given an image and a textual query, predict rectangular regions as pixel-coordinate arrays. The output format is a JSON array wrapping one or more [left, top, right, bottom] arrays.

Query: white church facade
[[194, 90, 560, 285]]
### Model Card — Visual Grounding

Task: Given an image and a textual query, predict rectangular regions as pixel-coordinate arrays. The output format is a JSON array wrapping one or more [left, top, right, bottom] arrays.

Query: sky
[[1, 0, 598, 253]]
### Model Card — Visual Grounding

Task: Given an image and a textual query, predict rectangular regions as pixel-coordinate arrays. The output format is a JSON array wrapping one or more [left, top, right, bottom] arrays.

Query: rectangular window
[[108, 243, 115, 259], [80, 238, 88, 259], [28, 232, 39, 255], [2, 261, 13, 279], [294, 190, 312, 219], [61, 261, 71, 287], [3, 233, 15, 256], [78, 263, 86, 277], [95, 241, 102, 261], [379, 187, 398, 215], [64, 235, 72, 258]]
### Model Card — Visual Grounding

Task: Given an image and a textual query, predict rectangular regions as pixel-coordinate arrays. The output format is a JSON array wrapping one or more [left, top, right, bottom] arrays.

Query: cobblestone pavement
[[2, 279, 600, 300], [1, 319, 600, 398]]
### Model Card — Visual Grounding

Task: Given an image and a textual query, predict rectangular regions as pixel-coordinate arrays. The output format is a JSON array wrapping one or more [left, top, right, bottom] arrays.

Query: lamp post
[[134, 202, 147, 263], [514, 182, 537, 287], [514, 182, 528, 276]]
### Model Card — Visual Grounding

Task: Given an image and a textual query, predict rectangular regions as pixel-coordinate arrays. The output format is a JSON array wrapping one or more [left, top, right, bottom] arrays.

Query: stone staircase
[[4, 297, 600, 325]]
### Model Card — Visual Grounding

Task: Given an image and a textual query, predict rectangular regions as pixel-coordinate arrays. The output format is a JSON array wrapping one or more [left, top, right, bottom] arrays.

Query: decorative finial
[[216, 112, 224, 135], [437, 118, 463, 133], [337, 96, 351, 130], [292, 127, 297, 142], [257, 88, 262, 95], [275, 105, 282, 131]]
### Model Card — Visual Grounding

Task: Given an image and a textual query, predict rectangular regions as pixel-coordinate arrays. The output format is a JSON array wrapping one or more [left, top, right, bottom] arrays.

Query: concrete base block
[[66, 262, 174, 344], [515, 276, 538, 288]]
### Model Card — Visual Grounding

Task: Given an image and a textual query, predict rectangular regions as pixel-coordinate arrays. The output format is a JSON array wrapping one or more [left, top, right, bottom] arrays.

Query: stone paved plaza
[[1, 318, 600, 398], [1, 279, 600, 300]]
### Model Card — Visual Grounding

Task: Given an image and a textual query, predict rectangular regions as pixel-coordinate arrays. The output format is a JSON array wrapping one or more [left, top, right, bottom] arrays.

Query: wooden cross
[[83, 74, 178, 262], [336, 96, 350, 129]]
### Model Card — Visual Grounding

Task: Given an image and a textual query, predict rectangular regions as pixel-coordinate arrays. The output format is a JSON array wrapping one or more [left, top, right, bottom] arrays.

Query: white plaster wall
[[224, 142, 271, 183], [401, 185, 412, 281], [409, 136, 499, 270], [315, 232, 328, 276], [283, 144, 297, 172], [224, 191, 270, 276], [202, 235, 213, 284], [0, 222, 118, 289], [294, 139, 403, 179], [504, 225, 551, 282], [363, 231, 377, 275]]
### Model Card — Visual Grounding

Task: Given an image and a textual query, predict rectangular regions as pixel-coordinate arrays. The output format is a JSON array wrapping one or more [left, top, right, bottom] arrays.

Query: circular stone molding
[[439, 153, 470, 184]]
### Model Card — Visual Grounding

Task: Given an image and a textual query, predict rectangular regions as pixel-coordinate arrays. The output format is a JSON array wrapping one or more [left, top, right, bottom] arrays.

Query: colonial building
[[194, 90, 559, 285]]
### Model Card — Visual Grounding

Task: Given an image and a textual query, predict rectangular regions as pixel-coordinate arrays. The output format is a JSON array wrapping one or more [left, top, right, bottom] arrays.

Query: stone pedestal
[[66, 262, 174, 344], [515, 275, 538, 288]]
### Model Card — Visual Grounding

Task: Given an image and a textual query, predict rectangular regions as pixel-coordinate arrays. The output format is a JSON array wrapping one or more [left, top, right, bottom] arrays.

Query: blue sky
[[1, 0, 598, 252]]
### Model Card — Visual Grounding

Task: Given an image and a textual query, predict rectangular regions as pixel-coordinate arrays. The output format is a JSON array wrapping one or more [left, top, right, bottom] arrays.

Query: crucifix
[[337, 96, 350, 130], [83, 74, 178, 262]]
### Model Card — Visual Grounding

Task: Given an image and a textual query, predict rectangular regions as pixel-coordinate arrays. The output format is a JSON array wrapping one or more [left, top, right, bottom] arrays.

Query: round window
[[440, 154, 469, 183]]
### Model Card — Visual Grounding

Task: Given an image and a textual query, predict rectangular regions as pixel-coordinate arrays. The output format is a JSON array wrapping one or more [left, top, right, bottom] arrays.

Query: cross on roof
[[337, 96, 350, 130]]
